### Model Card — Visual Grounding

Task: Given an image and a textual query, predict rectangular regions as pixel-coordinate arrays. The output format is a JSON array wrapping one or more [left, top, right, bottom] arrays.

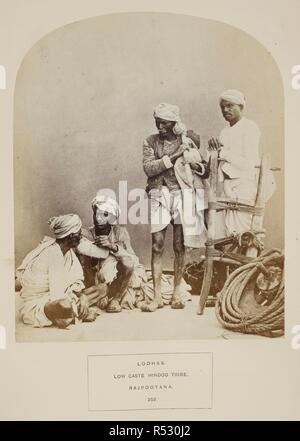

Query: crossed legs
[[44, 284, 107, 328]]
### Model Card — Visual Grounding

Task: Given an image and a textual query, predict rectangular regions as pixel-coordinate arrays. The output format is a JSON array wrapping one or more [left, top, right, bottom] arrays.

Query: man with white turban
[[142, 102, 209, 312], [76, 192, 145, 313], [208, 89, 263, 237], [16, 214, 102, 328]]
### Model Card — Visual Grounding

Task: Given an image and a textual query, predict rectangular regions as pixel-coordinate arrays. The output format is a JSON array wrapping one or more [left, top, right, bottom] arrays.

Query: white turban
[[153, 102, 181, 122], [220, 89, 246, 107], [48, 213, 82, 239], [153, 102, 188, 136], [91, 193, 120, 219]]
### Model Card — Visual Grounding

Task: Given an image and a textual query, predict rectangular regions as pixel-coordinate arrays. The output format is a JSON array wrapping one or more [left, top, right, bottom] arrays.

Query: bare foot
[[171, 296, 185, 309], [140, 298, 164, 312], [106, 299, 122, 313], [83, 307, 101, 322], [98, 296, 109, 310]]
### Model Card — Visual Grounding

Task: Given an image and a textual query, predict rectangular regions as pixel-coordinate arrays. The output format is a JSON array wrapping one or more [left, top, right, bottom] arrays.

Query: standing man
[[142, 102, 208, 312], [208, 89, 261, 237]]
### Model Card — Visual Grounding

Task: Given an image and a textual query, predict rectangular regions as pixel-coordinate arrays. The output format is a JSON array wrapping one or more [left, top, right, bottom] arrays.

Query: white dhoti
[[17, 237, 84, 327], [20, 296, 53, 328], [215, 177, 257, 238], [150, 186, 207, 248]]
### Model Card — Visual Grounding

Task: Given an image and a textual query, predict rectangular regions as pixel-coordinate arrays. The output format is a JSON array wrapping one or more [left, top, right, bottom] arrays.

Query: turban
[[220, 89, 246, 107], [91, 193, 120, 220], [153, 102, 188, 137], [48, 213, 82, 239], [153, 102, 181, 122]]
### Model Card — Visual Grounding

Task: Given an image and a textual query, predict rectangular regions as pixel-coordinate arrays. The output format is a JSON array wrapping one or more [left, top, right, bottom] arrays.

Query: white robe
[[173, 147, 208, 248], [17, 236, 84, 327], [216, 117, 260, 237]]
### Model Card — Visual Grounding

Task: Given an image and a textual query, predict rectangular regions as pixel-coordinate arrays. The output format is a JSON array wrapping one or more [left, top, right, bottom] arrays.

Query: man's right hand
[[208, 137, 223, 151], [78, 293, 90, 320], [94, 235, 118, 252], [169, 144, 189, 163]]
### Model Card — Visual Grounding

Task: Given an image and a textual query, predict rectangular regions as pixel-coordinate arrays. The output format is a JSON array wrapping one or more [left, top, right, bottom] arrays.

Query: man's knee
[[152, 238, 165, 255], [44, 298, 73, 321], [118, 256, 134, 275]]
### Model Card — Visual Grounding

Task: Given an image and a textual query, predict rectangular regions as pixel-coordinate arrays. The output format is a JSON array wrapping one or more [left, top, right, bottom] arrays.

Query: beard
[[94, 223, 112, 236]]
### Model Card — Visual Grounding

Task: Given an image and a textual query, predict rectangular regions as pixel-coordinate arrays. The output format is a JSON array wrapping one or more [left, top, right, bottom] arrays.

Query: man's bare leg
[[44, 298, 74, 329], [171, 223, 186, 309], [83, 283, 108, 306], [106, 256, 134, 313], [44, 290, 104, 327], [141, 228, 167, 312], [79, 284, 108, 320]]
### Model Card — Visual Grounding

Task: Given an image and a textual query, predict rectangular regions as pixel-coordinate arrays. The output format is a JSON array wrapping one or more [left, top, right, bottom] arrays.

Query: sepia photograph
[[14, 12, 284, 343]]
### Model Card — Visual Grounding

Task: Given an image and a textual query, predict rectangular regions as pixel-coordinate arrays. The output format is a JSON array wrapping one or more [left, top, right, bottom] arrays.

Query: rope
[[215, 249, 284, 337], [208, 201, 265, 215]]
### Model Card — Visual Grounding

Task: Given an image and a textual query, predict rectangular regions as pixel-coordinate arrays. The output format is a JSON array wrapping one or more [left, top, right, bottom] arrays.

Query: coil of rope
[[215, 249, 284, 338]]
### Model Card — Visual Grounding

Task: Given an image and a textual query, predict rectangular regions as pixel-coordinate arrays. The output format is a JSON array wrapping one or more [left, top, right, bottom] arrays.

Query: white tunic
[[216, 117, 261, 237], [17, 237, 84, 327], [219, 117, 260, 181]]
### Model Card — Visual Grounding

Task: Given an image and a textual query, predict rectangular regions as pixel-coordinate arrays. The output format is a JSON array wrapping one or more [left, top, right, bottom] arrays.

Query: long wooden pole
[[198, 150, 218, 315]]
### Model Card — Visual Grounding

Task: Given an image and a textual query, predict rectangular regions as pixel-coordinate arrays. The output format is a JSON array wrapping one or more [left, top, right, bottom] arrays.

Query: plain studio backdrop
[[14, 12, 284, 269]]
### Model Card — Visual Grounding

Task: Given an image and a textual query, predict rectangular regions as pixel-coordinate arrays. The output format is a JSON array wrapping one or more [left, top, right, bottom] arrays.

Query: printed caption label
[[88, 352, 213, 411]]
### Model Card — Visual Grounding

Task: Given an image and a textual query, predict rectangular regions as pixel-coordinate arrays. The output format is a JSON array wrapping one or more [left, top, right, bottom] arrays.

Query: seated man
[[16, 214, 103, 328], [76, 193, 144, 313]]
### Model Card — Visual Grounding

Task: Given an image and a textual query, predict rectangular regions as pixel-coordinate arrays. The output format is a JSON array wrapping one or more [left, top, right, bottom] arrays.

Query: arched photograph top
[[14, 13, 284, 343]]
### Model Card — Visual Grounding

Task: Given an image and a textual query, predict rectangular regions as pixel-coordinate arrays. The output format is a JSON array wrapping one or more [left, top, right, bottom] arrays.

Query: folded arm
[[76, 237, 110, 259], [143, 138, 173, 177]]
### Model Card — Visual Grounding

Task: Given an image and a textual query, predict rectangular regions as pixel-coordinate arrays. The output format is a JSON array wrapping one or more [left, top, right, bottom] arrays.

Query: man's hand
[[94, 235, 118, 252], [78, 293, 89, 320], [83, 309, 100, 322], [208, 137, 223, 151], [189, 162, 201, 170], [169, 144, 189, 163]]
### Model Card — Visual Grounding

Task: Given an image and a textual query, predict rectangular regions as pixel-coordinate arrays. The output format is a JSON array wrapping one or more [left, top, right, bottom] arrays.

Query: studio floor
[[15, 294, 270, 343]]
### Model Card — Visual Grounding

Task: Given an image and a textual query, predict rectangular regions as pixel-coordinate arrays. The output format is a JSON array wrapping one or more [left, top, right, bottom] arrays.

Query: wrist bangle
[[197, 162, 206, 176]]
